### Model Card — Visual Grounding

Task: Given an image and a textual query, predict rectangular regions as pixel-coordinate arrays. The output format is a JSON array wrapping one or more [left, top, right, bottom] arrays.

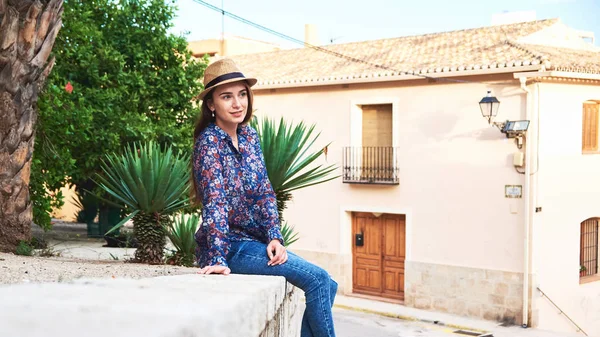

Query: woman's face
[[208, 82, 248, 128]]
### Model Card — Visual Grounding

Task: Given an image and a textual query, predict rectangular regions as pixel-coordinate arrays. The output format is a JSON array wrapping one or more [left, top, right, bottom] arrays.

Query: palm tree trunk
[[133, 212, 168, 265], [0, 0, 63, 252]]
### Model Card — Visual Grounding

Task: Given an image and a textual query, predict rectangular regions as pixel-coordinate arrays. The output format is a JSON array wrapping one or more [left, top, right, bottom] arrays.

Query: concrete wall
[[532, 82, 600, 336], [252, 74, 529, 320], [0, 275, 303, 337], [188, 37, 280, 58]]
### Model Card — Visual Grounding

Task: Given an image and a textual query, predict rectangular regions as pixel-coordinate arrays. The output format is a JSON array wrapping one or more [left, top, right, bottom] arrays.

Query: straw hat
[[196, 58, 257, 100]]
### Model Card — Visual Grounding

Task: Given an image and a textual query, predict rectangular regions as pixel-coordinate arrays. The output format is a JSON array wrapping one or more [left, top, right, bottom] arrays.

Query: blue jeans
[[226, 240, 337, 337]]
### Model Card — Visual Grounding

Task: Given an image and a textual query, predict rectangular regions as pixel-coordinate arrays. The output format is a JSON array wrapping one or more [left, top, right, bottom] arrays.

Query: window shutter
[[582, 102, 599, 152]]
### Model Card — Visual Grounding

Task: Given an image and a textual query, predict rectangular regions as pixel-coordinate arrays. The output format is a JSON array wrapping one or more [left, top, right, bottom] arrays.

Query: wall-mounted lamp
[[479, 90, 500, 124], [479, 90, 530, 149]]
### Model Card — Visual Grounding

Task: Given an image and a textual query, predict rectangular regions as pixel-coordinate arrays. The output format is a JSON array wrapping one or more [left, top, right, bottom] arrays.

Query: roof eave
[[254, 65, 543, 90], [514, 71, 600, 81]]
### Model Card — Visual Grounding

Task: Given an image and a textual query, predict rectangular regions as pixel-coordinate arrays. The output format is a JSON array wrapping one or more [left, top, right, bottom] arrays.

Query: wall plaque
[[505, 185, 522, 198]]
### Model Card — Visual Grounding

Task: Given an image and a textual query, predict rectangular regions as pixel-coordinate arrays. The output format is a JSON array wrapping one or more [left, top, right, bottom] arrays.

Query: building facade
[[227, 19, 600, 335]]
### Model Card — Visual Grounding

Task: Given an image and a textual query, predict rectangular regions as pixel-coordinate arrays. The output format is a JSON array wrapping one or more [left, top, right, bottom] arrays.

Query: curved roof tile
[[227, 19, 600, 87]]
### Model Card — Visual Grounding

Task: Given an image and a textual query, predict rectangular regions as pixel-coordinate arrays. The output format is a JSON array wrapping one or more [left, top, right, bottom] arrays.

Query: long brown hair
[[191, 81, 254, 206]]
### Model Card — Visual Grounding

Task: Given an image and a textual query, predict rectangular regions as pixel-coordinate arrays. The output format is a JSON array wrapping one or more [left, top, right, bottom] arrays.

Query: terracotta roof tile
[[228, 19, 600, 86], [518, 43, 600, 74]]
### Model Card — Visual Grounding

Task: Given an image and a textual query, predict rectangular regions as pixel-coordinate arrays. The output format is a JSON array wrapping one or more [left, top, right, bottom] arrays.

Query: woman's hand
[[197, 265, 231, 275], [266, 239, 288, 266]]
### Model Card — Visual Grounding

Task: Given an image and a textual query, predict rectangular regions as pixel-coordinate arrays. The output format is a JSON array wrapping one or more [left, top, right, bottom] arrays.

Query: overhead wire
[[190, 0, 524, 86]]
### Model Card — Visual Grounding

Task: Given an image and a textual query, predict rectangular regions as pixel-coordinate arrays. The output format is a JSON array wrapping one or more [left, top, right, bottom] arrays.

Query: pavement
[[44, 238, 137, 261], [333, 295, 587, 337], [32, 220, 145, 261], [334, 307, 483, 337]]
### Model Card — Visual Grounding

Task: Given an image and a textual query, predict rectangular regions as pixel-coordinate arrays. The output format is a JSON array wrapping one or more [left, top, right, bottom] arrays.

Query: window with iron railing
[[580, 218, 599, 278], [342, 147, 399, 185]]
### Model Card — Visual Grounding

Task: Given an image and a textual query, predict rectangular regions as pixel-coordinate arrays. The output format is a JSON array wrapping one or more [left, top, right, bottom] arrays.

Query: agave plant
[[70, 190, 97, 225], [165, 213, 200, 267], [93, 141, 191, 264], [281, 222, 300, 247], [251, 116, 339, 246]]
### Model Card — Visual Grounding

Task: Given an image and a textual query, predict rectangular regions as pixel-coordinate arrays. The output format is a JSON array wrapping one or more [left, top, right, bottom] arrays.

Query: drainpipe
[[520, 77, 531, 328]]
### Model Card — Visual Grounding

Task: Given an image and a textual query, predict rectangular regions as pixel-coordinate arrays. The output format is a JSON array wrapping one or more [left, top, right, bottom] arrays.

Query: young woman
[[192, 58, 337, 337]]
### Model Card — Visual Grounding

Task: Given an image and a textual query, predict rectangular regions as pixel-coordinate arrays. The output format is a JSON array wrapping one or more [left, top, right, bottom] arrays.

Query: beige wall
[[253, 76, 527, 271], [252, 75, 530, 320], [50, 184, 78, 222], [531, 82, 600, 336], [188, 38, 280, 58], [252, 76, 600, 333]]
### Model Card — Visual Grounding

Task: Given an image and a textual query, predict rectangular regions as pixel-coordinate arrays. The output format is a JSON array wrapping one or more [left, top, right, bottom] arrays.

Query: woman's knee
[[310, 264, 331, 282], [306, 266, 334, 292], [286, 257, 331, 291], [329, 278, 338, 294]]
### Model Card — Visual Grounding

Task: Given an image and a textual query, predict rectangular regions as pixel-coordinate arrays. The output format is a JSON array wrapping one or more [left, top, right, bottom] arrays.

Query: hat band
[[205, 72, 246, 89]]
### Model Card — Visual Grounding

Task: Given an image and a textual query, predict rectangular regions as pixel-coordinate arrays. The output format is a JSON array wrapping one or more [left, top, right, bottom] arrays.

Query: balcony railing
[[342, 147, 400, 185]]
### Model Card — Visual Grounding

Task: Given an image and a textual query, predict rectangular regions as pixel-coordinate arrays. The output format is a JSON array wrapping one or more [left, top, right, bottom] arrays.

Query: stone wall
[[0, 274, 303, 337], [261, 277, 305, 337], [405, 261, 524, 325]]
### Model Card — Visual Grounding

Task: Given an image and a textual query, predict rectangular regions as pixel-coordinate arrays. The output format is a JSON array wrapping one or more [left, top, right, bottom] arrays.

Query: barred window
[[580, 218, 599, 278]]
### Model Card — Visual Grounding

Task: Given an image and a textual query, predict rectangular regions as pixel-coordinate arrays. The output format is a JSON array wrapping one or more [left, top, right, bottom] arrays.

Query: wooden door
[[382, 215, 406, 299], [352, 212, 383, 295], [352, 212, 405, 300]]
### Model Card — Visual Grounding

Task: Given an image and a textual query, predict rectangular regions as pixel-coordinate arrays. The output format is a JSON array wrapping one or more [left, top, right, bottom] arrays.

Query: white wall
[[252, 76, 528, 273], [533, 82, 600, 336]]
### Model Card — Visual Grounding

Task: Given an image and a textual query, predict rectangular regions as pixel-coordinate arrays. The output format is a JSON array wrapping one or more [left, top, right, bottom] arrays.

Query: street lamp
[[479, 90, 500, 124], [478, 90, 530, 149]]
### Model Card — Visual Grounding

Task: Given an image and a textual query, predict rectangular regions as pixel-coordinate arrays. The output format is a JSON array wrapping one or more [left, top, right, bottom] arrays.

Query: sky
[[170, 0, 600, 49]]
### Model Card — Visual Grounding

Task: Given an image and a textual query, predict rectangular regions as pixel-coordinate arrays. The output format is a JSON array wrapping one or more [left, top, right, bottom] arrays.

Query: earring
[[211, 111, 215, 118]]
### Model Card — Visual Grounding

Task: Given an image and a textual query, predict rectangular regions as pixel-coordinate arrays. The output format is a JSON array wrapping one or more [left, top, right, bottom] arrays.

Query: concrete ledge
[[0, 274, 304, 337]]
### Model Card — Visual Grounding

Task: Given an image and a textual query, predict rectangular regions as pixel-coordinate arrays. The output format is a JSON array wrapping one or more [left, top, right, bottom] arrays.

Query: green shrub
[[29, 236, 48, 249], [165, 213, 199, 267], [15, 241, 33, 256]]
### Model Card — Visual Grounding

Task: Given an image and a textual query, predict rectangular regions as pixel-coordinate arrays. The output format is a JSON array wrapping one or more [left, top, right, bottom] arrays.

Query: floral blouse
[[193, 122, 283, 268]]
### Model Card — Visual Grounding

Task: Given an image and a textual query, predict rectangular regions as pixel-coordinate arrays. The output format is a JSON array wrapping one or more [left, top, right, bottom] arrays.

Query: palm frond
[[281, 222, 299, 247], [105, 210, 139, 236], [253, 116, 340, 199], [251, 116, 341, 246]]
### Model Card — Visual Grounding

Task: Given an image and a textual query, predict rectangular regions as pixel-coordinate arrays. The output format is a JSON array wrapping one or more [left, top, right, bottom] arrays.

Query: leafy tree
[[31, 0, 207, 230], [0, 0, 64, 252]]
